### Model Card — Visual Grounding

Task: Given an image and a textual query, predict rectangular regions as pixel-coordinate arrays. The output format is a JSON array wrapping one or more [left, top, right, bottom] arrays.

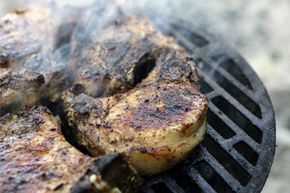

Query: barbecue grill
[[139, 23, 276, 193]]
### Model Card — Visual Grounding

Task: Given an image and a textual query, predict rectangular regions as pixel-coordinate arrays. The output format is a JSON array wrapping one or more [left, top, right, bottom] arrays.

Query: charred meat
[[0, 4, 78, 104], [0, 69, 44, 116], [0, 106, 140, 193], [0, 0, 207, 182], [0, 4, 77, 69], [70, 15, 172, 97], [62, 14, 208, 175]]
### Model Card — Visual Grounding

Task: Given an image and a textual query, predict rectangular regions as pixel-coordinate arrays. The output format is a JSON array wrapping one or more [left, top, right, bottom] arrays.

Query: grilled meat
[[0, 5, 54, 68], [0, 1, 207, 178], [71, 15, 173, 97], [71, 154, 141, 193], [62, 14, 208, 175], [0, 4, 78, 105], [25, 48, 74, 101], [0, 106, 140, 193], [0, 68, 44, 116], [0, 4, 76, 69]]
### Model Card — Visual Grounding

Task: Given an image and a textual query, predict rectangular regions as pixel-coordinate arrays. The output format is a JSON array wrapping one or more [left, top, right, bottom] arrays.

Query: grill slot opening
[[211, 54, 253, 90], [207, 109, 236, 139], [170, 169, 202, 193], [212, 71, 262, 118], [171, 24, 209, 48], [193, 160, 235, 193], [199, 78, 213, 94], [233, 141, 259, 166], [188, 31, 209, 47], [151, 182, 174, 193], [199, 59, 262, 118], [212, 96, 263, 143], [203, 134, 251, 186]]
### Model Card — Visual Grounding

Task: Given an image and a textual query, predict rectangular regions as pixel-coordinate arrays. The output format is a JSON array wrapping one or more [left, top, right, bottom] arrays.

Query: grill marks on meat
[[62, 15, 208, 175], [0, 106, 140, 193]]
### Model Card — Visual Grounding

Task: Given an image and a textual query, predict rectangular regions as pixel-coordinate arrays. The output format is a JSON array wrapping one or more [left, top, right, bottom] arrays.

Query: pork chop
[[0, 4, 76, 69], [0, 4, 79, 107], [70, 14, 173, 97], [0, 106, 140, 193], [62, 14, 208, 175]]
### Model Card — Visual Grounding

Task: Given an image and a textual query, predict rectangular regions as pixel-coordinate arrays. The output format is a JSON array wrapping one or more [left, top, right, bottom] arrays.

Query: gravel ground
[[1, 1, 289, 192]]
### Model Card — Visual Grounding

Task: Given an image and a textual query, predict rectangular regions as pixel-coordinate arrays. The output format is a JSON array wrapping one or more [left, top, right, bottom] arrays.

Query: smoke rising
[[1, 0, 215, 101]]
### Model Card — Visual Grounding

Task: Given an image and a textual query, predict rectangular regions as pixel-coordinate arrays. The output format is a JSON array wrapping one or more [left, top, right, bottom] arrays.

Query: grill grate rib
[[140, 24, 275, 193], [211, 54, 253, 90], [233, 141, 259, 166]]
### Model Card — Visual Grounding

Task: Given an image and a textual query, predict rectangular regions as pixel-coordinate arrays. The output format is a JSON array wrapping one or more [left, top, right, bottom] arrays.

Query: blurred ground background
[[1, 0, 289, 192]]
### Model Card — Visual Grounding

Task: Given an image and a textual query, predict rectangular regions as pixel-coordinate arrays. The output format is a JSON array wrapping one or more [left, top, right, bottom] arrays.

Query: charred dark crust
[[117, 84, 207, 132], [71, 154, 142, 193], [71, 16, 165, 98], [61, 15, 208, 177], [0, 69, 46, 116], [0, 3, 208, 189], [0, 106, 50, 136], [0, 70, 45, 89], [0, 105, 142, 193]]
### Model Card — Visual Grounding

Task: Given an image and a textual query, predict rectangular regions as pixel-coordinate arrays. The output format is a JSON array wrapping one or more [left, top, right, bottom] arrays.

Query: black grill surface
[[139, 23, 276, 193]]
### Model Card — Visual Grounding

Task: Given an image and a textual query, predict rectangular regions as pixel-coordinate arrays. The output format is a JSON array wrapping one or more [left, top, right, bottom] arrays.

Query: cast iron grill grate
[[139, 23, 276, 193]]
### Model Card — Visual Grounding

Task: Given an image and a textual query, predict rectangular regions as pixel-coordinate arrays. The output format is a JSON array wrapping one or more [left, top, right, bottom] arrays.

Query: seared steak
[[0, 106, 140, 193], [62, 15, 208, 175]]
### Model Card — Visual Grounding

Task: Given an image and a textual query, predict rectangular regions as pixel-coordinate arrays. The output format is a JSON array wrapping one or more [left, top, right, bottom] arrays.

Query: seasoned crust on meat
[[0, 4, 79, 106], [0, 69, 44, 116], [0, 2, 208, 178], [0, 4, 77, 69], [62, 14, 208, 175], [71, 14, 177, 97], [63, 86, 207, 175], [0, 106, 141, 193], [0, 106, 93, 192]]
